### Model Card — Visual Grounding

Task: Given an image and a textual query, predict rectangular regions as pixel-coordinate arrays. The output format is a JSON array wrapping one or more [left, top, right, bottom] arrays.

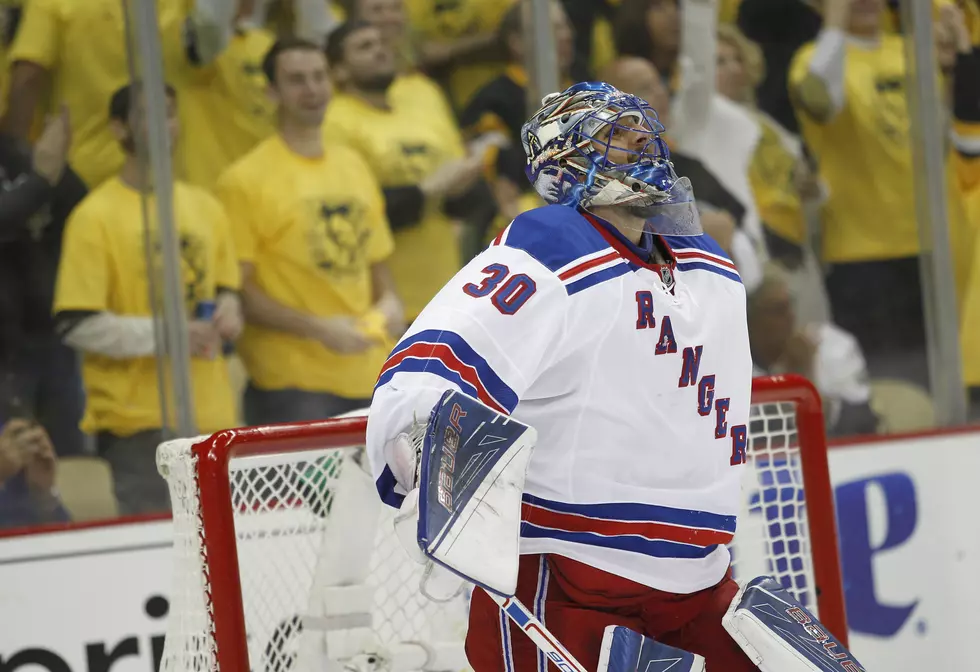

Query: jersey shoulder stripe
[[667, 233, 735, 261], [521, 494, 736, 560], [497, 205, 611, 273], [564, 259, 633, 295], [493, 206, 631, 295], [669, 234, 742, 284], [375, 329, 518, 414]]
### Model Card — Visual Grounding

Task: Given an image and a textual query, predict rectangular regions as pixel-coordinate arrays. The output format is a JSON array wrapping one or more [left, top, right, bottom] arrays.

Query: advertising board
[[1, 429, 978, 671]]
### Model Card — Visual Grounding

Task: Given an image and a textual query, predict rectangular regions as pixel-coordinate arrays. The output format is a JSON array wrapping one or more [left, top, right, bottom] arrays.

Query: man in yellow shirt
[[2, 0, 236, 188], [789, 0, 974, 387], [177, 0, 344, 190], [177, 0, 277, 190], [343, 0, 499, 261], [404, 0, 516, 111], [459, 0, 575, 234], [324, 21, 484, 320], [217, 38, 403, 424], [54, 83, 242, 514]]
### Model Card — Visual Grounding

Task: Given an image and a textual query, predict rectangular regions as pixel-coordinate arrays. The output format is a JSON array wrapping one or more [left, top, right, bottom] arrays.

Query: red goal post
[[157, 374, 848, 672]]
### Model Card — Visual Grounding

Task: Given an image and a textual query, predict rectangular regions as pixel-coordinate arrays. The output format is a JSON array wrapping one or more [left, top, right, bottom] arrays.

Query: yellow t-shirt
[[176, 28, 276, 191], [748, 114, 806, 246], [961, 197, 980, 386], [591, 14, 617, 76], [956, 119, 980, 385], [790, 35, 972, 282], [884, 0, 976, 37], [9, 0, 191, 189], [53, 178, 239, 436], [264, 1, 346, 35], [323, 78, 466, 319], [405, 0, 515, 111], [216, 136, 395, 398], [954, 119, 980, 195], [718, 0, 743, 24], [389, 71, 459, 125]]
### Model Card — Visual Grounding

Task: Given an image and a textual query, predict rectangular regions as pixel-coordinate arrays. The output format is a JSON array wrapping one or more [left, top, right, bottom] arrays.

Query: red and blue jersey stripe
[[520, 494, 736, 559], [497, 206, 633, 295], [667, 235, 742, 284], [375, 329, 519, 415]]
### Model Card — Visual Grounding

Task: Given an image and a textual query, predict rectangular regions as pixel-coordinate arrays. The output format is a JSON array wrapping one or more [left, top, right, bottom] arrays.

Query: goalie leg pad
[[417, 389, 537, 597], [722, 576, 866, 672], [598, 626, 705, 672]]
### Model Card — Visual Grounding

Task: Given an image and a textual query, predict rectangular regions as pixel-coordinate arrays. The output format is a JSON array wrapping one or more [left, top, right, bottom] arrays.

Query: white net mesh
[[158, 439, 469, 672], [157, 438, 218, 669], [729, 401, 817, 614], [158, 398, 820, 672]]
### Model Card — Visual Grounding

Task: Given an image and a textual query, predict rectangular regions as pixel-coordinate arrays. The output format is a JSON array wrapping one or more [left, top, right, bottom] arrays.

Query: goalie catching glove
[[387, 389, 537, 597]]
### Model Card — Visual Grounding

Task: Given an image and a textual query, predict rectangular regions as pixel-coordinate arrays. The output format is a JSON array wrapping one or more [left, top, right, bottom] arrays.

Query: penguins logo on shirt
[[873, 76, 909, 144], [399, 141, 438, 181], [179, 232, 209, 308], [150, 230, 209, 311], [309, 199, 370, 275], [753, 124, 797, 195]]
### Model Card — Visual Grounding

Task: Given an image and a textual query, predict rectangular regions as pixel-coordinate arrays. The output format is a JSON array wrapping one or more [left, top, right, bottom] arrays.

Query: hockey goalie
[[366, 82, 866, 672]]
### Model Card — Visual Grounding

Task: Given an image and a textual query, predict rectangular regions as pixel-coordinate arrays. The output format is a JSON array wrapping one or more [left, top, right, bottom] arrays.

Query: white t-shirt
[[753, 323, 871, 428]]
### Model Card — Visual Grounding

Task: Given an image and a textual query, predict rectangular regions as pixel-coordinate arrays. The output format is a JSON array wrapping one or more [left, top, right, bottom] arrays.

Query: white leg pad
[[722, 576, 866, 672]]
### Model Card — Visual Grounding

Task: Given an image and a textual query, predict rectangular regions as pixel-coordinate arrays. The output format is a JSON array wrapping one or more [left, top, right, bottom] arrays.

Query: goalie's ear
[[416, 390, 537, 597], [598, 626, 706, 672]]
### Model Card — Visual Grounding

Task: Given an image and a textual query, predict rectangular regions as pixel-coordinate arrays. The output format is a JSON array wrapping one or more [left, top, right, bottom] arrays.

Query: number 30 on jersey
[[463, 264, 537, 315]]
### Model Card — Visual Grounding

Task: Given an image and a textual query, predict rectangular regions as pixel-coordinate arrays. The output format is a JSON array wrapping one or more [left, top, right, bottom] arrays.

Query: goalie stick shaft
[[488, 591, 590, 672]]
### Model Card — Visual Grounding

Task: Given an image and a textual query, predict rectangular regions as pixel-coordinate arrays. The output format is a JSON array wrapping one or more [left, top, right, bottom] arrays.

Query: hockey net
[[156, 375, 847, 672]]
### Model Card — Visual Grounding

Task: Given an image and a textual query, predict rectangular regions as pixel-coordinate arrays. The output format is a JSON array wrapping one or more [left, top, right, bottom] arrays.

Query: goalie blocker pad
[[723, 576, 866, 672], [417, 389, 537, 597]]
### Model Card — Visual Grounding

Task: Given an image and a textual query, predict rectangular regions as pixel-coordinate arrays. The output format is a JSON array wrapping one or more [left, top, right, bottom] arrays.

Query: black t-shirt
[[459, 70, 530, 187], [0, 136, 87, 364]]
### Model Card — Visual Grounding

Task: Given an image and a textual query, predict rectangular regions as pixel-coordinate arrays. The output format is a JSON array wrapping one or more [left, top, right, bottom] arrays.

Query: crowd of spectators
[[0, 0, 977, 524]]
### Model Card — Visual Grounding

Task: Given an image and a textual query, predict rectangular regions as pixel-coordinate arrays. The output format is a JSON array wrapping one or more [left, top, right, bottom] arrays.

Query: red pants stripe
[[465, 554, 757, 672]]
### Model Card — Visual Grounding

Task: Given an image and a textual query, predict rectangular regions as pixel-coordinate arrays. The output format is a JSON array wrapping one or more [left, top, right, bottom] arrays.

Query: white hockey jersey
[[366, 205, 752, 595]]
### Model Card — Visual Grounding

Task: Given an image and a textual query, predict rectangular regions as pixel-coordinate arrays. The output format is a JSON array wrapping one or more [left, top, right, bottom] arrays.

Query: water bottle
[[194, 300, 216, 321], [195, 300, 234, 355]]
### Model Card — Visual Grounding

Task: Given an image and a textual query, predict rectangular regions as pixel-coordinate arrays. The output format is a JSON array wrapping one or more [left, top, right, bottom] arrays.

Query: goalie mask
[[521, 82, 702, 237]]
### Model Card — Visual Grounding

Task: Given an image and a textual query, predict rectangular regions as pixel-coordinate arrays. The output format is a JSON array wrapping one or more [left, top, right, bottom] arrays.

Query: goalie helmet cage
[[157, 374, 848, 672]]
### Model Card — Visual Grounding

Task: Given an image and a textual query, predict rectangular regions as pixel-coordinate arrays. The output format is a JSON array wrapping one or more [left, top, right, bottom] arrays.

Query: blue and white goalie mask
[[521, 82, 702, 237]]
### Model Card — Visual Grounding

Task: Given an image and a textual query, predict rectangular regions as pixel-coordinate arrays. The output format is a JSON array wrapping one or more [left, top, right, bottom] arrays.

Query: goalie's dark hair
[[262, 36, 327, 84], [109, 81, 177, 122]]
